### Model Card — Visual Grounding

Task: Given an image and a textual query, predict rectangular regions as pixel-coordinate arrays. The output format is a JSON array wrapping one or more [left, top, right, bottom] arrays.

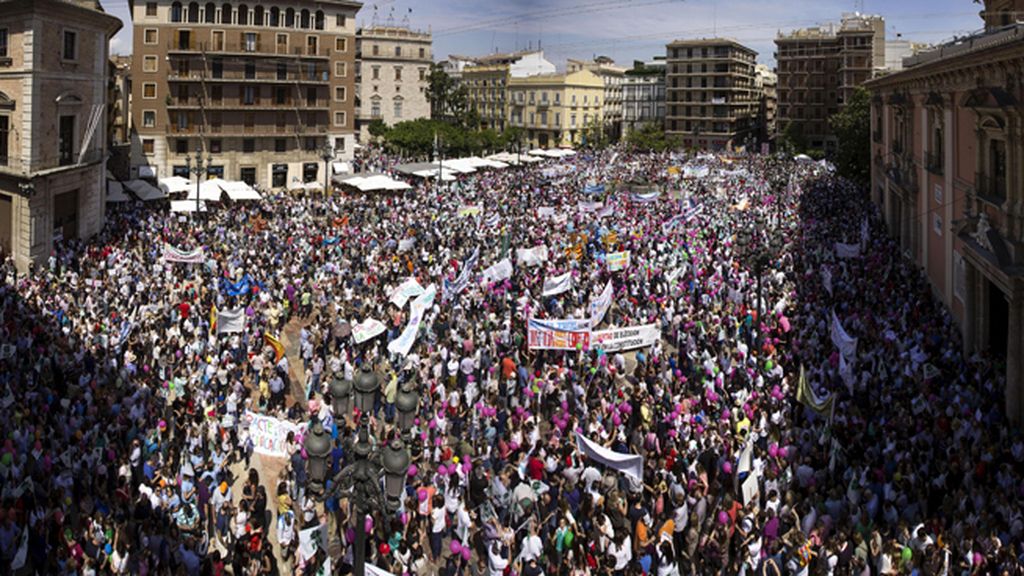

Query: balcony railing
[[167, 40, 330, 58], [887, 162, 918, 193], [975, 171, 1007, 205], [925, 151, 943, 175]]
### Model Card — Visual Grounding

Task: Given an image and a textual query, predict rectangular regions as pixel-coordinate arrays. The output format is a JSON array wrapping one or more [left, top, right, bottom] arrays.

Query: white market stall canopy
[[106, 180, 131, 203], [337, 174, 412, 191], [159, 176, 193, 195], [218, 180, 262, 201], [125, 179, 167, 202], [332, 161, 351, 175], [528, 148, 577, 159], [439, 159, 477, 174], [463, 156, 508, 169], [170, 200, 208, 212], [288, 180, 324, 192], [183, 180, 224, 202], [412, 169, 458, 181]]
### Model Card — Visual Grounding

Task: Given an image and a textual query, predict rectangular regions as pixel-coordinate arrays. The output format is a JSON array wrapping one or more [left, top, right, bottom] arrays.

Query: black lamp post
[[184, 147, 212, 217], [330, 372, 354, 424], [320, 139, 334, 210], [353, 364, 380, 417], [394, 380, 419, 436], [321, 413, 410, 576], [304, 419, 333, 496]]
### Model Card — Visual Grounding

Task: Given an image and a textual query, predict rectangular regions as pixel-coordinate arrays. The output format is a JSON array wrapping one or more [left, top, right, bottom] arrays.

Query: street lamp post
[[738, 221, 782, 351], [304, 419, 333, 497], [320, 140, 334, 212], [330, 372, 354, 425], [184, 148, 212, 218]]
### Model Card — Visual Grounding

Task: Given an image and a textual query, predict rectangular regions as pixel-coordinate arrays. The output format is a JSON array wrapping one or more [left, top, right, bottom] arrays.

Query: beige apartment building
[[665, 39, 758, 150], [508, 68, 604, 149], [865, 0, 1024, 421], [129, 0, 361, 188], [0, 0, 121, 273], [775, 13, 884, 153], [754, 63, 777, 147], [462, 51, 556, 132], [568, 57, 625, 141], [355, 24, 431, 141]]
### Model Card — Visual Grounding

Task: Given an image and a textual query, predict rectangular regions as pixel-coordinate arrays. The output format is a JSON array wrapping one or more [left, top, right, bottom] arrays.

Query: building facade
[[865, 0, 1024, 420], [664, 38, 758, 150], [622, 59, 666, 137], [129, 0, 361, 189], [568, 57, 625, 142], [462, 51, 555, 132], [507, 68, 604, 149], [0, 0, 121, 272], [754, 63, 777, 148], [354, 24, 431, 141], [109, 54, 133, 180], [775, 13, 884, 153]]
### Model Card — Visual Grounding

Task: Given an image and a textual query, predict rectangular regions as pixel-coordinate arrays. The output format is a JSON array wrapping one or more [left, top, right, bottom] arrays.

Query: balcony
[[925, 151, 943, 175], [975, 172, 1007, 206], [167, 99, 330, 110], [166, 40, 330, 60], [887, 162, 918, 193], [168, 72, 328, 84]]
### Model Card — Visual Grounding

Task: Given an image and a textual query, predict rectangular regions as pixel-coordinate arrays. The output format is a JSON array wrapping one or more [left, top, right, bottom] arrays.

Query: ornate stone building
[[865, 0, 1024, 421]]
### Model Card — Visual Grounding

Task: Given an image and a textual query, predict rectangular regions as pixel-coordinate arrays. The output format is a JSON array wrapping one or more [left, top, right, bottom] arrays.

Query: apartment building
[[462, 51, 555, 132], [355, 24, 431, 141], [129, 0, 361, 188], [865, 0, 1024, 421], [621, 59, 666, 137], [775, 13, 884, 152], [507, 68, 604, 149], [754, 63, 777, 147], [664, 39, 758, 150], [568, 57, 625, 141], [0, 0, 122, 273]]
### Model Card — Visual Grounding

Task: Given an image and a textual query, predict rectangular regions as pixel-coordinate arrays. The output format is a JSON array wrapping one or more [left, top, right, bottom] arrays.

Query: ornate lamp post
[[185, 147, 212, 217], [330, 372, 354, 423], [304, 418, 333, 496], [353, 363, 380, 417], [394, 380, 419, 436], [319, 139, 334, 209]]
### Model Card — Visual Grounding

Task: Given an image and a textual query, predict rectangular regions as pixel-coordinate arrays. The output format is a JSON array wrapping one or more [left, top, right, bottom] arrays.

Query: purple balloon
[[450, 540, 463, 555], [461, 548, 472, 562], [407, 464, 418, 477]]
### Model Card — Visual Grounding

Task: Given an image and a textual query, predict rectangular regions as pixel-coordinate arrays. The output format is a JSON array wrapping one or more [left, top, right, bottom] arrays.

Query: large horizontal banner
[[527, 318, 591, 350], [398, 237, 416, 253], [589, 281, 613, 327], [517, 245, 549, 267], [388, 284, 437, 357], [163, 243, 205, 264], [216, 307, 246, 334], [245, 411, 304, 458], [542, 271, 573, 297], [457, 205, 482, 217], [575, 432, 643, 481], [390, 277, 425, 308], [352, 318, 387, 344], [591, 323, 660, 352], [481, 258, 513, 284], [579, 201, 604, 213], [607, 251, 630, 272]]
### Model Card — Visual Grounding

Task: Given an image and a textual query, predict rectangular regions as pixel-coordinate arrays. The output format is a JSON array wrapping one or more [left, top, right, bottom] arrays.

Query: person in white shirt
[[608, 531, 633, 573]]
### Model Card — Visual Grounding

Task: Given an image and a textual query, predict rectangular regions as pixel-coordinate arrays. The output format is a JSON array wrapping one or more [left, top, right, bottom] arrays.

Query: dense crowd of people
[[0, 147, 1019, 576]]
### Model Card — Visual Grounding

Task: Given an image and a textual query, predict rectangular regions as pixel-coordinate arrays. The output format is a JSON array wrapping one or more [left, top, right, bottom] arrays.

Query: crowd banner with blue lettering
[[245, 411, 303, 457], [589, 281, 613, 327], [578, 201, 604, 213], [352, 318, 387, 344], [390, 277, 425, 308], [631, 191, 661, 203], [591, 323, 660, 353], [443, 247, 479, 301], [388, 284, 437, 357], [163, 243, 205, 263], [583, 183, 606, 195], [607, 251, 631, 272], [527, 318, 591, 350], [542, 271, 573, 297]]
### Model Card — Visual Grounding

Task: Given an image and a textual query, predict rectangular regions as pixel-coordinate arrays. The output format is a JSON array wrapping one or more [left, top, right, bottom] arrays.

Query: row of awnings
[[334, 174, 413, 192], [108, 175, 263, 209]]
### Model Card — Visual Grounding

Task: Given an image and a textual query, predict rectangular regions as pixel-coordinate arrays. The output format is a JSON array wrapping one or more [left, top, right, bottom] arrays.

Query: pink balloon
[[722, 461, 732, 474], [450, 540, 463, 555], [768, 443, 779, 458], [695, 425, 704, 435], [428, 419, 437, 430], [721, 409, 731, 421], [364, 515, 374, 534], [417, 488, 428, 502], [612, 414, 621, 426], [462, 461, 472, 474], [407, 464, 418, 477], [461, 548, 472, 562], [718, 511, 729, 525]]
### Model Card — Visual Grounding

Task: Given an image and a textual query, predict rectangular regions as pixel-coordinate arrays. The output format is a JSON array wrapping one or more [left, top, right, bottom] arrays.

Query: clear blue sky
[[105, 0, 986, 68]]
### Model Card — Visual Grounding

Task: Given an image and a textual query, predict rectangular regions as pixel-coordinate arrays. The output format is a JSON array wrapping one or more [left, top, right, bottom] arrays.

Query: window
[[243, 86, 255, 105], [142, 138, 154, 155], [371, 66, 379, 80], [276, 62, 287, 80], [244, 32, 257, 52], [336, 37, 347, 52], [143, 83, 156, 99], [62, 30, 77, 61], [242, 138, 254, 153], [276, 33, 287, 53], [304, 138, 316, 152], [372, 44, 379, 56], [211, 86, 222, 103], [211, 58, 223, 78], [306, 86, 316, 105], [171, 2, 182, 21], [144, 29, 158, 45], [275, 86, 287, 104], [275, 138, 286, 152], [176, 139, 188, 153], [419, 47, 425, 58], [142, 110, 156, 127], [143, 55, 158, 72], [419, 68, 426, 81], [393, 99, 402, 118], [334, 137, 345, 151], [244, 112, 254, 128], [333, 111, 346, 126], [272, 164, 287, 187], [334, 86, 346, 102], [146, 2, 157, 16], [210, 139, 222, 153], [336, 14, 346, 28], [335, 61, 346, 77], [394, 67, 402, 81], [306, 36, 318, 56], [240, 166, 256, 185], [244, 61, 255, 79], [0, 115, 8, 166], [395, 46, 401, 57], [370, 100, 380, 118], [207, 166, 224, 179]]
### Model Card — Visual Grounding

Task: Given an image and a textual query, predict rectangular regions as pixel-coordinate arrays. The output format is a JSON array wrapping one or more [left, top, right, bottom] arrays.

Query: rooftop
[[667, 38, 756, 54]]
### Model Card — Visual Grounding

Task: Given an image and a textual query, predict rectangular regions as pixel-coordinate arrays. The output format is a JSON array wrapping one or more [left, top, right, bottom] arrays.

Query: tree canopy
[[829, 87, 871, 186]]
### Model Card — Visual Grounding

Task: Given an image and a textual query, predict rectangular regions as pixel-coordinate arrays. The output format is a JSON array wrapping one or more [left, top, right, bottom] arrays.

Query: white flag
[[542, 272, 573, 297]]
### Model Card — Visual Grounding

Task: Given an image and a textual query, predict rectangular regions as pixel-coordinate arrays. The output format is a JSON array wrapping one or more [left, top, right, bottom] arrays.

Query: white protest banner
[[835, 242, 860, 259], [527, 318, 591, 350], [575, 432, 643, 481], [216, 308, 246, 334], [481, 258, 514, 284], [244, 411, 304, 457], [578, 201, 604, 213], [352, 318, 387, 344], [537, 207, 556, 219], [830, 310, 858, 359], [517, 246, 549, 267], [741, 471, 760, 506], [457, 205, 481, 217], [607, 251, 631, 272], [542, 272, 573, 297], [398, 237, 416, 253], [591, 324, 660, 353], [596, 204, 615, 219], [298, 525, 330, 576], [163, 243, 205, 264], [390, 277, 425, 308], [822, 266, 833, 296], [388, 284, 437, 356], [589, 281, 613, 327]]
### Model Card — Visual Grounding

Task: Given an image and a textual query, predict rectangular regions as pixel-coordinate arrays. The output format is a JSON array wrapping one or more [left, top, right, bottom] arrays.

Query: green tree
[[778, 121, 808, 155], [625, 123, 680, 153], [581, 117, 608, 150], [829, 86, 871, 185], [367, 119, 389, 142]]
